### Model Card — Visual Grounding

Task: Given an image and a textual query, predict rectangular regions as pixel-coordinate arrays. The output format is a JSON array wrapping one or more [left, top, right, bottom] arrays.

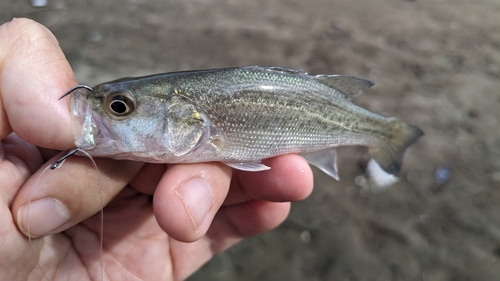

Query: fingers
[[225, 154, 314, 205], [169, 201, 292, 281], [208, 200, 291, 251], [0, 133, 43, 207], [12, 153, 144, 238], [153, 155, 313, 280], [130, 163, 167, 195], [205, 154, 313, 252], [153, 155, 313, 243], [0, 18, 76, 148], [0, 19, 149, 241], [153, 162, 232, 242]]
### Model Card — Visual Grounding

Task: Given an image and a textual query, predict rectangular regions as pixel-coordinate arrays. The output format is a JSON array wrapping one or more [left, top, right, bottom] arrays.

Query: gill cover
[[166, 95, 212, 157]]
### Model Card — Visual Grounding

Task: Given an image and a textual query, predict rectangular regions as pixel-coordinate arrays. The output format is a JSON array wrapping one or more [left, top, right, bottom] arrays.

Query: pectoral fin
[[223, 162, 271, 172], [301, 149, 339, 180]]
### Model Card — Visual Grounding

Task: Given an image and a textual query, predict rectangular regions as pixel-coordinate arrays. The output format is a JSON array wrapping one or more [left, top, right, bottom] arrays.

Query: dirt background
[[3, 0, 500, 280]]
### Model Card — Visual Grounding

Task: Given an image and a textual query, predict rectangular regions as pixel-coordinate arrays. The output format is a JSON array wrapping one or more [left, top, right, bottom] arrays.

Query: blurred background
[[2, 0, 500, 280]]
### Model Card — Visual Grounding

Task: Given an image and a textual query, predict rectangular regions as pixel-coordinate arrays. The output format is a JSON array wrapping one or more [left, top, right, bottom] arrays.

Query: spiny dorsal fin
[[249, 66, 306, 75], [245, 66, 374, 98], [313, 75, 375, 98]]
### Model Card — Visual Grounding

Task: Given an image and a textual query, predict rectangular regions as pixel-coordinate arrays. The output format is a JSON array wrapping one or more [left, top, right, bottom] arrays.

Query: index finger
[[0, 18, 76, 148]]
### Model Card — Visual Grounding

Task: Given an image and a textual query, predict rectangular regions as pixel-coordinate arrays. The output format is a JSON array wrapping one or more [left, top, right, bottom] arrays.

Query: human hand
[[0, 18, 314, 280]]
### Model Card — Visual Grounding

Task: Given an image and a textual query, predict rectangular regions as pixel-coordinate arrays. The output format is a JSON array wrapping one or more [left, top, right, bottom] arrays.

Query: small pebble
[[300, 230, 311, 243], [32, 0, 47, 7], [434, 163, 452, 185], [89, 31, 103, 42], [419, 214, 431, 224]]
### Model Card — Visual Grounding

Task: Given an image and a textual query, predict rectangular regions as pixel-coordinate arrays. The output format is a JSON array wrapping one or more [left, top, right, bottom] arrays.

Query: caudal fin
[[369, 120, 423, 175]]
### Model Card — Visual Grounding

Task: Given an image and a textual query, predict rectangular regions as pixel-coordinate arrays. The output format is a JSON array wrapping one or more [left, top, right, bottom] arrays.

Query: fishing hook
[[49, 85, 94, 169], [59, 85, 94, 100], [50, 147, 81, 170]]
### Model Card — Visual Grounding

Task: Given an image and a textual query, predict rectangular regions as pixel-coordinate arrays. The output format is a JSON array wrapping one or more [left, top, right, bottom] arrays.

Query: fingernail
[[17, 198, 71, 237], [175, 178, 214, 229]]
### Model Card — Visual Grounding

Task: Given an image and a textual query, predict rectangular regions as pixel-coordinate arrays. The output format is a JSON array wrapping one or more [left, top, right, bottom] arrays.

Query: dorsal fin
[[313, 75, 375, 98], [243, 66, 374, 98], [246, 66, 306, 75]]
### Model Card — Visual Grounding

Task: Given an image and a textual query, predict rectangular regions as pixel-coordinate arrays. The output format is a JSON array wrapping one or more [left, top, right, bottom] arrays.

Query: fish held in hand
[[65, 66, 423, 180]]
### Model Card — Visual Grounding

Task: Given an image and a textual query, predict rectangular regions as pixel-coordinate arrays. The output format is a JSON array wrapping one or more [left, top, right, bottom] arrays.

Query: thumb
[[0, 18, 76, 149]]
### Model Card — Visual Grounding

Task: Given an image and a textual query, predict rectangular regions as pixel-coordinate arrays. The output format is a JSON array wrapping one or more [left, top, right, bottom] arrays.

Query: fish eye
[[106, 92, 135, 117]]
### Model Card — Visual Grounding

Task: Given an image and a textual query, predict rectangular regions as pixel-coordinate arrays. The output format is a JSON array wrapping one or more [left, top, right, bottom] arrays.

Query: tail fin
[[369, 120, 423, 175]]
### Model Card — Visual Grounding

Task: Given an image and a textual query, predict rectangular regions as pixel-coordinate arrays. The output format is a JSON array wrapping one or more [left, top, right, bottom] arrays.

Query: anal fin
[[301, 149, 339, 180]]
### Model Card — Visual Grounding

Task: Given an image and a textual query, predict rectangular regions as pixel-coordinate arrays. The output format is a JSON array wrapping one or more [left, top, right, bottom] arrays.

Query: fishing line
[[28, 164, 52, 281], [28, 149, 103, 281], [77, 148, 104, 281]]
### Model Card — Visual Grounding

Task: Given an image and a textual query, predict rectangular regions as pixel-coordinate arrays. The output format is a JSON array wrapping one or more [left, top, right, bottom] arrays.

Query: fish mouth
[[71, 88, 100, 150], [71, 88, 116, 152]]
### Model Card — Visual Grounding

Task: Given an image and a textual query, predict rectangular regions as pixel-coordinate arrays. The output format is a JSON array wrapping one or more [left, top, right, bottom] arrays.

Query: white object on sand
[[366, 158, 399, 191]]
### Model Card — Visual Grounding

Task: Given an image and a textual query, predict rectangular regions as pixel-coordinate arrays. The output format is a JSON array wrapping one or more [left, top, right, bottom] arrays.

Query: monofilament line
[[29, 164, 52, 281], [77, 149, 104, 281], [29, 150, 103, 281]]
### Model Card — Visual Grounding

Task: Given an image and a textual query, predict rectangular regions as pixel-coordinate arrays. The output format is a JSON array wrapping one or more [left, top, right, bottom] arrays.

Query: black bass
[[67, 66, 423, 180]]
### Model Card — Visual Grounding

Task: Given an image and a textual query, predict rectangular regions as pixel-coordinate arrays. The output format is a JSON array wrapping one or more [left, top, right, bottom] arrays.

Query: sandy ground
[[3, 0, 500, 280]]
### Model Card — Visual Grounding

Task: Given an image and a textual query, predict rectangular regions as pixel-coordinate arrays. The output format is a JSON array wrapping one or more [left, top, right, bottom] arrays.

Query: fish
[[65, 66, 423, 180]]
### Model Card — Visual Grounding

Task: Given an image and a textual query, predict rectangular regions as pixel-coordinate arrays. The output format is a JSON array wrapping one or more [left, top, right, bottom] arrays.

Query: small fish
[[64, 66, 423, 180]]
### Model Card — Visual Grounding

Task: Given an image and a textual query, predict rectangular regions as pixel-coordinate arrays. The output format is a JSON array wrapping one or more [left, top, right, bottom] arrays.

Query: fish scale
[[182, 79, 375, 161]]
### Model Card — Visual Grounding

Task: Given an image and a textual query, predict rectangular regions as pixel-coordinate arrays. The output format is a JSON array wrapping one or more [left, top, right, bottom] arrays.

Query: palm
[[2, 144, 208, 280], [0, 137, 181, 280], [70, 187, 174, 280]]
